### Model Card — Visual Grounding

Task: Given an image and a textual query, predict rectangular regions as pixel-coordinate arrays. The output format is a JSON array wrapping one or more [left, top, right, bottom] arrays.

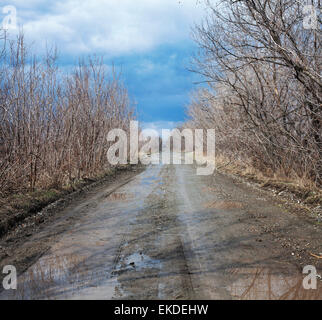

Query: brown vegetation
[[186, 0, 321, 189], [0, 33, 135, 197]]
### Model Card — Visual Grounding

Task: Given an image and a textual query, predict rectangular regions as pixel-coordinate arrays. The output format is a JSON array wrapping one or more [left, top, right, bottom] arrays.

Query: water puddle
[[114, 252, 161, 275], [1, 254, 97, 299], [140, 176, 162, 186], [0, 252, 132, 300], [106, 192, 134, 201], [227, 267, 322, 300]]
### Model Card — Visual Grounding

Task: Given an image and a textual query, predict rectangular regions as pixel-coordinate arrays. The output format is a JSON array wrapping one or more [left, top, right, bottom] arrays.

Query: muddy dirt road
[[1, 156, 321, 299]]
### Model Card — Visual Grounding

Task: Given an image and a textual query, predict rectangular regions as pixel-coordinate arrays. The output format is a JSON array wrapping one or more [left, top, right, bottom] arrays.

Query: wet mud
[[0, 155, 321, 299]]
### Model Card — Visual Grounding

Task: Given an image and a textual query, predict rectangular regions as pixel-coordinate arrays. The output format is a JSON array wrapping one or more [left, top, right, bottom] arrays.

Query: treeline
[[0, 33, 135, 196], [186, 0, 321, 186]]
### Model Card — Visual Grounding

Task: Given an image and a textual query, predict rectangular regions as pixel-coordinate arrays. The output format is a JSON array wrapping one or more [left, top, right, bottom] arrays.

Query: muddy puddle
[[3, 254, 320, 300], [2, 253, 114, 299], [115, 252, 161, 274], [105, 192, 134, 201], [227, 267, 321, 300], [0, 156, 321, 300]]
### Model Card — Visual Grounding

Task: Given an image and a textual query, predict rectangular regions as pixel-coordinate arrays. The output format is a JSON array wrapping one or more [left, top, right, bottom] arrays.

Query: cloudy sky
[[2, 0, 207, 129]]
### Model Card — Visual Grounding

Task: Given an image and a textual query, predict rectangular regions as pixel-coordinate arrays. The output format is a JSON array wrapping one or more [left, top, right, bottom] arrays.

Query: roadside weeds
[[215, 155, 322, 221]]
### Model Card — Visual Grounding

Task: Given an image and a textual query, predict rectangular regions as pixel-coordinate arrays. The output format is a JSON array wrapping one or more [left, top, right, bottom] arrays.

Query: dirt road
[[1, 156, 321, 299]]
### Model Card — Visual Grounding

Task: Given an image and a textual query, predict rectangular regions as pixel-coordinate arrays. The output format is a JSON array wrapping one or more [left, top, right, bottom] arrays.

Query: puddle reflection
[[106, 192, 134, 201], [228, 268, 321, 300], [1, 254, 120, 300]]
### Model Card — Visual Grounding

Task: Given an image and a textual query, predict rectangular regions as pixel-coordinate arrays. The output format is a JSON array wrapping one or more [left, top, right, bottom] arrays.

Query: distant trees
[[187, 0, 321, 185], [0, 32, 135, 195]]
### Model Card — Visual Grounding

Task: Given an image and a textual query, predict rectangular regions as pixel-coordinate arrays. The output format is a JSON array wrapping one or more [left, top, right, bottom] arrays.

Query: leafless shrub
[[0, 33, 135, 196]]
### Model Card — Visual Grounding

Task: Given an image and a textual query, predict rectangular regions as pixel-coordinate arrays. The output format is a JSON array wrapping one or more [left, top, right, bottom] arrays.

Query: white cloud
[[6, 0, 206, 56]]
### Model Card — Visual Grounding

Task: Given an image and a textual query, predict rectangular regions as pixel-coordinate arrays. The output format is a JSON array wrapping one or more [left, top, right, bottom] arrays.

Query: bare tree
[[188, 0, 321, 185], [0, 34, 135, 196]]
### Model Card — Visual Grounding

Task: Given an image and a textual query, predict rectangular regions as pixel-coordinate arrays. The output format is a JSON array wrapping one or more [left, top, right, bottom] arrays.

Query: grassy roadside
[[0, 164, 143, 238], [215, 155, 322, 220]]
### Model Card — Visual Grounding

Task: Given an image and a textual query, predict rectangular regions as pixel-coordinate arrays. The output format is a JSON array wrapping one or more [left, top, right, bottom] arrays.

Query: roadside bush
[[0, 33, 135, 196]]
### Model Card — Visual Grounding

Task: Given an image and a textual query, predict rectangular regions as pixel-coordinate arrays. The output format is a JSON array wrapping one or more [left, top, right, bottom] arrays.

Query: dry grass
[[215, 155, 322, 207]]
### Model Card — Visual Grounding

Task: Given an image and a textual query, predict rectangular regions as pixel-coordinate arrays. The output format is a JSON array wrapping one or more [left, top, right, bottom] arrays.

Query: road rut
[[1, 161, 321, 299]]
